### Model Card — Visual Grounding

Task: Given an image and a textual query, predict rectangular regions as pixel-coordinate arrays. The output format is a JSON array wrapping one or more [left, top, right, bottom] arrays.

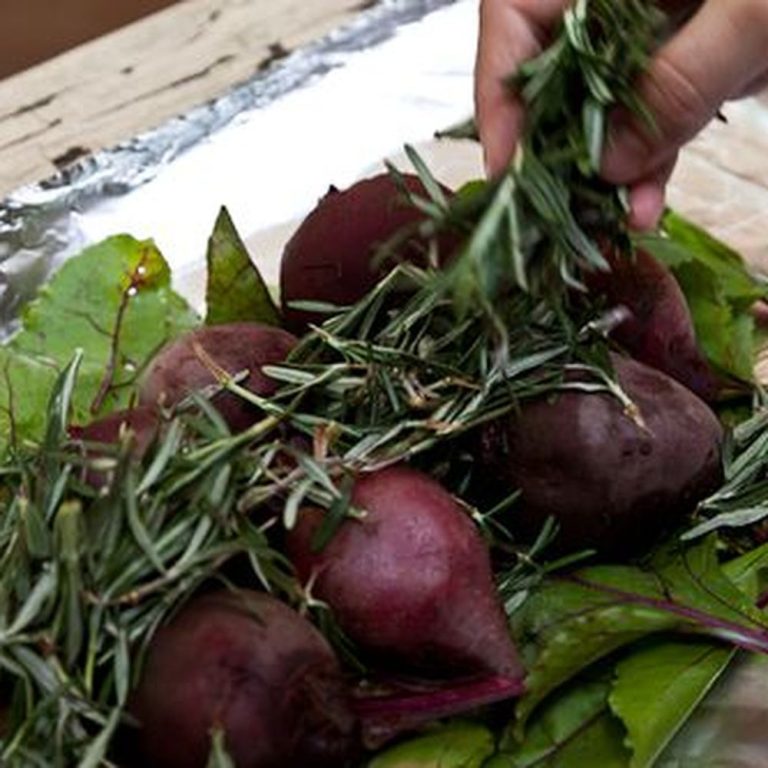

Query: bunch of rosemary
[[437, 0, 662, 313], [0, 1, 676, 765]]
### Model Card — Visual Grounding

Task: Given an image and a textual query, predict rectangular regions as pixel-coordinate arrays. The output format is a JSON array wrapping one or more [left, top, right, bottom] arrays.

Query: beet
[[69, 406, 159, 489], [586, 247, 724, 401], [130, 590, 358, 768], [69, 406, 158, 453], [483, 354, 723, 556], [139, 323, 296, 431], [287, 467, 523, 683], [280, 173, 456, 334]]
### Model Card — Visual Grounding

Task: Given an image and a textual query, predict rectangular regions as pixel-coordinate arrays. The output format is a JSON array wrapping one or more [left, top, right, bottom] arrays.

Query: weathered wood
[[0, 0, 178, 79], [0, 0, 364, 196]]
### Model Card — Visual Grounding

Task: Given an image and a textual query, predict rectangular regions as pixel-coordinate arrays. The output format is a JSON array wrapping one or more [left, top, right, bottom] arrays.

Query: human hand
[[475, 0, 768, 230]]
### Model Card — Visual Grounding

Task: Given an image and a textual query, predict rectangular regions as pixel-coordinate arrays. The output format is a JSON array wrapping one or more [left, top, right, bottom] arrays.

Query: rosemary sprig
[[683, 394, 768, 542], [432, 0, 664, 313], [0, 361, 295, 765]]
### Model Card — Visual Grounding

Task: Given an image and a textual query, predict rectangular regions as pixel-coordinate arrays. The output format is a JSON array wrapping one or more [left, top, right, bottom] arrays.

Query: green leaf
[[658, 652, 768, 766], [206, 727, 236, 768], [0, 351, 59, 453], [722, 539, 768, 598], [368, 722, 495, 767], [610, 639, 734, 768], [12, 235, 197, 378], [504, 539, 768, 768], [493, 669, 629, 768], [0, 236, 198, 455], [623, 537, 768, 767], [677, 271, 754, 383], [637, 210, 768, 382], [607, 541, 768, 768], [661, 211, 765, 304], [205, 206, 281, 327], [512, 538, 768, 728]]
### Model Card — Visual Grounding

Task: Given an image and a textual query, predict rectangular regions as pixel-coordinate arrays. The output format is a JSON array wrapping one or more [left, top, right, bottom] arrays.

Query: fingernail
[[482, 144, 493, 179], [628, 182, 665, 232], [483, 144, 508, 179]]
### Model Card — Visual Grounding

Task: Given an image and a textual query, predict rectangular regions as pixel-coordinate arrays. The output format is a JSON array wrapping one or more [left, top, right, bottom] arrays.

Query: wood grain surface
[[0, 0, 365, 196], [0, 0, 178, 79]]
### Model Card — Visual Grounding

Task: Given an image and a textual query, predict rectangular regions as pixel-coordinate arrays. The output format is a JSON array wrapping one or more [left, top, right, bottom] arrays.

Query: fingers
[[738, 71, 768, 99], [602, 0, 768, 185], [474, 0, 567, 177], [476, 0, 768, 241], [626, 154, 678, 231]]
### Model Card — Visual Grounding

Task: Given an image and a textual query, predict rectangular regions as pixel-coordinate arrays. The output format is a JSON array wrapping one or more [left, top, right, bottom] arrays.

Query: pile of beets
[[70, 174, 726, 767]]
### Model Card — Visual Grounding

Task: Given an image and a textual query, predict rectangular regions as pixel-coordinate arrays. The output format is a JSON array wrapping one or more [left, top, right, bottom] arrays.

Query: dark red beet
[[69, 406, 158, 453], [287, 467, 523, 682], [130, 591, 358, 768], [68, 406, 159, 489], [586, 247, 724, 401], [483, 354, 724, 555], [280, 173, 456, 334], [139, 323, 296, 431]]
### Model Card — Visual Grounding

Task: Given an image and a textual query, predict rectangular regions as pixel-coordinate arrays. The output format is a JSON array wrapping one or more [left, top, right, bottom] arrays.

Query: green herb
[[206, 727, 236, 768], [637, 211, 768, 383], [427, 0, 663, 315], [0, 236, 198, 456], [512, 537, 768, 730], [493, 667, 629, 768], [684, 402, 768, 540], [0, 354, 294, 764], [368, 721, 495, 767], [609, 639, 735, 768], [205, 207, 281, 327]]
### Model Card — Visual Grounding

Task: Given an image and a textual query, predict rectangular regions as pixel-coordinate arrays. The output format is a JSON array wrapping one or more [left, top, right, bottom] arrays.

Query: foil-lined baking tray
[[0, 0, 477, 327], [2, 0, 768, 763]]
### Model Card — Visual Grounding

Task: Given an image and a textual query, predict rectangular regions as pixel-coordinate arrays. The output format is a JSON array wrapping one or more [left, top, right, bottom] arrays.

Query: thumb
[[602, 0, 768, 185]]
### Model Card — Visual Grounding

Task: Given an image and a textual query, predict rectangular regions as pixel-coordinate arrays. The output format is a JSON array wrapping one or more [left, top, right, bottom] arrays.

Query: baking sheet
[[0, 0, 476, 326], [1, 0, 768, 762]]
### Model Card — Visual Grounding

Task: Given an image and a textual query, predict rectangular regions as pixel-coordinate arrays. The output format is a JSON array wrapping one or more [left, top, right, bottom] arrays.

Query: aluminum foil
[[0, 0, 476, 327]]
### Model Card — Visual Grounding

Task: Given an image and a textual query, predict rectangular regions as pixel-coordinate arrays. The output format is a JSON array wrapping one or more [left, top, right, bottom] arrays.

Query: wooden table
[[0, 0, 365, 197]]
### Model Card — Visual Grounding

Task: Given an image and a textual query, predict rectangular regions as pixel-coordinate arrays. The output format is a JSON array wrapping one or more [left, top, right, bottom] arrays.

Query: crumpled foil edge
[[0, 0, 460, 329]]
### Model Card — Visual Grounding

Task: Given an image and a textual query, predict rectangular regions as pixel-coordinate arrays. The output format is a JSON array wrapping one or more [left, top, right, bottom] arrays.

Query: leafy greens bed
[[2, 1, 768, 766]]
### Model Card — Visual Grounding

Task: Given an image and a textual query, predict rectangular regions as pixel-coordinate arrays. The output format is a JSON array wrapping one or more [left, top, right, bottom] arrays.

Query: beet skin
[[287, 466, 523, 682], [69, 406, 159, 489], [130, 591, 358, 768], [280, 173, 455, 334], [69, 406, 158, 455], [587, 247, 724, 401], [483, 354, 724, 556], [139, 322, 296, 431]]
